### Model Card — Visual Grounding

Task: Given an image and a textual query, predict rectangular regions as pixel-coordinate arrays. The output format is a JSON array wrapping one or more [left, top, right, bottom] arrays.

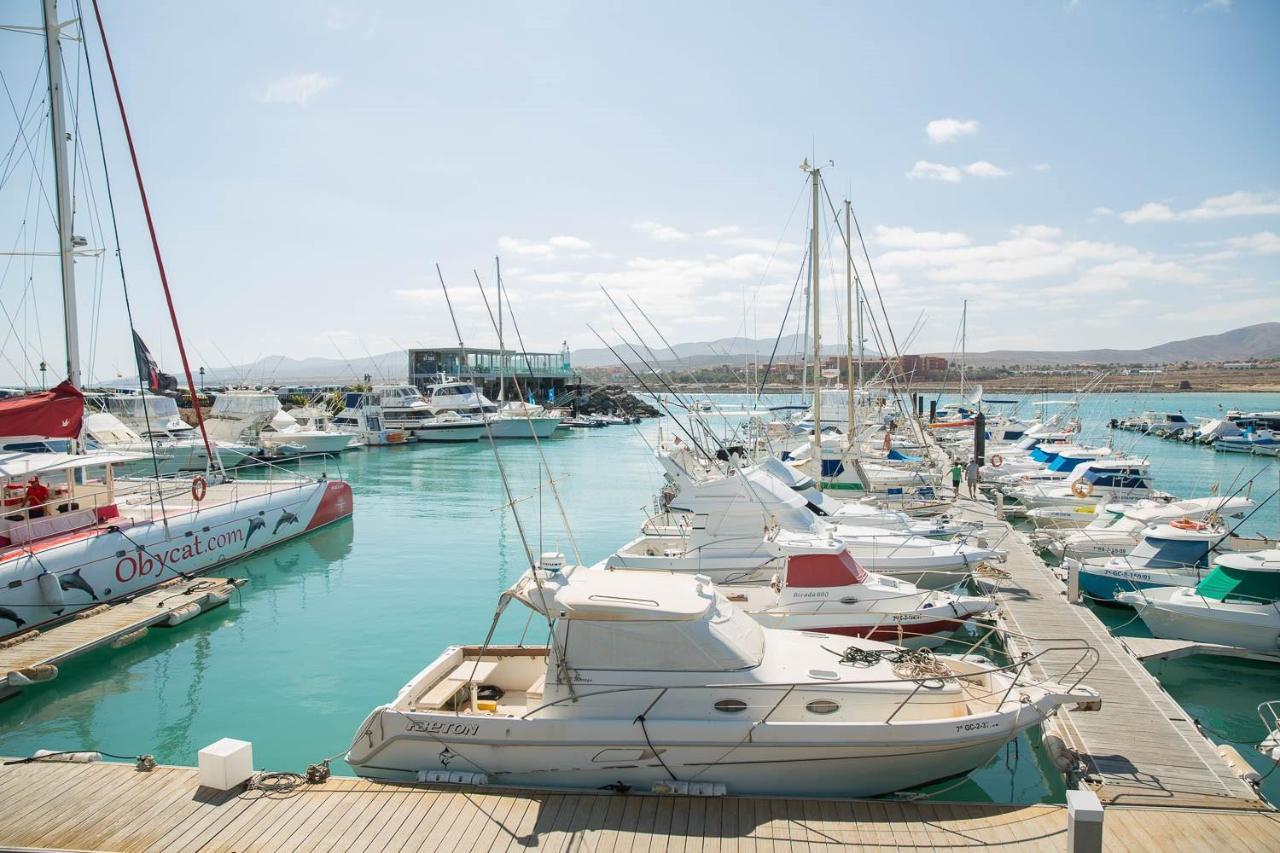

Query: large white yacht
[[372, 385, 485, 442], [332, 392, 414, 446], [418, 378, 561, 439], [346, 561, 1096, 797], [205, 390, 354, 457]]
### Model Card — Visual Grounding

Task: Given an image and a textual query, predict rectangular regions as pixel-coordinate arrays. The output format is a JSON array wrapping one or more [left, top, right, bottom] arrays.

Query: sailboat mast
[[496, 255, 504, 401], [844, 198, 854, 438], [960, 298, 967, 399], [809, 164, 822, 486], [43, 0, 81, 387]]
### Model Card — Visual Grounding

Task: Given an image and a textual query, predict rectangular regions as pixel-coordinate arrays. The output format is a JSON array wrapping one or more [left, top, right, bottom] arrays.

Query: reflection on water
[[0, 392, 1276, 806]]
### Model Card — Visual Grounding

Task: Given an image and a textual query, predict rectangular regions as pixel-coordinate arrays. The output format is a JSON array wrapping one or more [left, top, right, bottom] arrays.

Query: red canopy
[[0, 381, 84, 440], [786, 550, 868, 588]]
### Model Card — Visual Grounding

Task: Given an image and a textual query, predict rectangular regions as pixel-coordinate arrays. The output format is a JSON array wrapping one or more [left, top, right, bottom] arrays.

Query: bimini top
[[510, 564, 716, 622]]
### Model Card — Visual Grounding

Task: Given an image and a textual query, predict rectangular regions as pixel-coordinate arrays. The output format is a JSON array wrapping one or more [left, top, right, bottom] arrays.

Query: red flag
[[0, 381, 84, 439]]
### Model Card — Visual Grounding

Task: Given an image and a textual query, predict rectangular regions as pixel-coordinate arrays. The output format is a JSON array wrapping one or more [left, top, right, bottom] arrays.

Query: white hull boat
[[346, 563, 1097, 797]]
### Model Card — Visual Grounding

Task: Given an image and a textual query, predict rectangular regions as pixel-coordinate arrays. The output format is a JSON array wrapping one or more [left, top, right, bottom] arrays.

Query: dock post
[[928, 399, 937, 423], [1067, 562, 1081, 603], [1066, 788, 1103, 853], [973, 413, 986, 465]]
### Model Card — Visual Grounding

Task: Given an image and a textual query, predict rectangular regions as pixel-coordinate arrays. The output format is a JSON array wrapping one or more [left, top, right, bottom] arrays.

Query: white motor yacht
[[1117, 551, 1280, 652], [261, 409, 357, 457], [1034, 496, 1255, 561], [81, 412, 257, 473], [420, 378, 560, 439], [332, 392, 414, 446], [97, 391, 195, 440], [345, 560, 1097, 797], [372, 385, 485, 442], [1001, 459, 1163, 514]]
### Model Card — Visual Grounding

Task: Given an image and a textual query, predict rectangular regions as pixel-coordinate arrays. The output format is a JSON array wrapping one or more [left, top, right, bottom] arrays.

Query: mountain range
[[141, 323, 1278, 385]]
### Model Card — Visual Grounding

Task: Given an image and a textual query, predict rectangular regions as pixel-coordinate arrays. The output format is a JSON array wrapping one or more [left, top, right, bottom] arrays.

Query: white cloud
[[907, 161, 963, 182], [721, 237, 803, 253], [634, 221, 688, 241], [1092, 206, 1114, 217], [964, 160, 1009, 178], [525, 272, 577, 284], [1227, 231, 1280, 254], [906, 160, 1009, 182], [259, 72, 335, 105], [1121, 191, 1280, 224], [704, 226, 741, 237], [873, 225, 971, 250], [1010, 225, 1063, 239], [548, 235, 592, 250], [926, 118, 980, 144], [496, 235, 591, 257], [1032, 163, 1052, 172]]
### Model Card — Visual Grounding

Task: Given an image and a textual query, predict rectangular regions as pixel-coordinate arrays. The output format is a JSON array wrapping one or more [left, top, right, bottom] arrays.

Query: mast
[[844, 198, 854, 439], [43, 0, 81, 387], [496, 255, 504, 402], [960, 298, 967, 400], [808, 162, 822, 487]]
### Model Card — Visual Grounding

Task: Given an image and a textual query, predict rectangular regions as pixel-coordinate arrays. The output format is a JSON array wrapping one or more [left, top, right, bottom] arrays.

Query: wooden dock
[[0, 577, 245, 699], [958, 499, 1267, 810], [1, 758, 1278, 852], [1120, 636, 1280, 665]]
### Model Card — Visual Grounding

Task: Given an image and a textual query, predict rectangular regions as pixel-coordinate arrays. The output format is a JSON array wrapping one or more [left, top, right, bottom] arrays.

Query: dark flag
[[132, 331, 179, 395]]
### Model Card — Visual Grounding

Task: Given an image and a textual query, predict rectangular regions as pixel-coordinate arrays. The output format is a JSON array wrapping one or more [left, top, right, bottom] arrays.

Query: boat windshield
[[1128, 535, 1212, 569], [106, 394, 179, 420]]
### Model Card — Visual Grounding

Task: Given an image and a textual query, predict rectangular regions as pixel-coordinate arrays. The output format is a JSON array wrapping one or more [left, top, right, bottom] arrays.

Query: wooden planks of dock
[[1, 758, 1279, 852], [959, 499, 1268, 810], [0, 577, 245, 699]]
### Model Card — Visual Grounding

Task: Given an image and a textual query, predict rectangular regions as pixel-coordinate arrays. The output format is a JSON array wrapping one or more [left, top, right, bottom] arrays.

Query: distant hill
[[101, 323, 1277, 386], [576, 323, 1280, 369], [935, 322, 1280, 367]]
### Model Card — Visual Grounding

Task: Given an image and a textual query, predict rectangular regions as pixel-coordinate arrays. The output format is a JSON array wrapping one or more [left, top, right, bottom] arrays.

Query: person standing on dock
[[965, 458, 979, 500], [950, 460, 963, 501]]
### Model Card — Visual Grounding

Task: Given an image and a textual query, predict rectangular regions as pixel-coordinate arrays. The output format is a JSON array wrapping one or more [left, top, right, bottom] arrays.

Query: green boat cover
[[1195, 566, 1280, 602]]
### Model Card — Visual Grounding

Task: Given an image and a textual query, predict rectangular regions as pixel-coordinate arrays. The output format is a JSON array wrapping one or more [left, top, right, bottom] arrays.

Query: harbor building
[[408, 343, 579, 402]]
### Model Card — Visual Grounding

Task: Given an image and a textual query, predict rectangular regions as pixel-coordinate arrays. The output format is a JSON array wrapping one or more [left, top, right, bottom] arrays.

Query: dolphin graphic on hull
[[273, 510, 299, 535], [59, 569, 99, 601], [243, 517, 267, 550], [0, 607, 25, 627]]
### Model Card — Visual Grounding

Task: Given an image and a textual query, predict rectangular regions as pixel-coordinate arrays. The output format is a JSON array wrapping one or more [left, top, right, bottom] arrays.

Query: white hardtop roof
[[0, 449, 147, 478], [1142, 523, 1223, 541], [509, 564, 716, 622], [759, 456, 815, 490], [771, 527, 847, 555], [1216, 550, 1280, 572], [1125, 496, 1253, 523]]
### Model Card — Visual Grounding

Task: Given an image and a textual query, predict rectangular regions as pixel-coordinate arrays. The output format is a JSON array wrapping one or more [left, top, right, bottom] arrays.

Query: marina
[[2, 1, 1279, 850]]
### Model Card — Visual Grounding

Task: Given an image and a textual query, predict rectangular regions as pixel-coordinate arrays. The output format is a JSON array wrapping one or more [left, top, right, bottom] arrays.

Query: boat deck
[[0, 577, 244, 699], [2, 758, 1278, 852], [1119, 636, 1280, 664], [956, 498, 1267, 809]]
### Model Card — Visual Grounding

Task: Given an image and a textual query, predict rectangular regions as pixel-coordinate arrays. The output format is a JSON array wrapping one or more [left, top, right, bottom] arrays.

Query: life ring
[[1171, 517, 1207, 531], [1071, 481, 1092, 499], [991, 454, 1004, 468], [191, 475, 207, 503]]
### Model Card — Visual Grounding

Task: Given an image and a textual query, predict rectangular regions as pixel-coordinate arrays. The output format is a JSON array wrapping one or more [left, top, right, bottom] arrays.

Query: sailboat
[[0, 1, 352, 641]]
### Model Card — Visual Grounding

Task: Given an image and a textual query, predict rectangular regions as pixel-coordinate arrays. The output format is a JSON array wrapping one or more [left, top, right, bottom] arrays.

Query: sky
[[1, 0, 1278, 385]]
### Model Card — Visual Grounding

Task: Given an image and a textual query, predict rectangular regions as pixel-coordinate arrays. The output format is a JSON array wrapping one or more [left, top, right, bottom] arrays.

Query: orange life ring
[[991, 454, 1004, 468], [191, 475, 207, 503], [1071, 481, 1092, 498], [1171, 517, 1206, 531]]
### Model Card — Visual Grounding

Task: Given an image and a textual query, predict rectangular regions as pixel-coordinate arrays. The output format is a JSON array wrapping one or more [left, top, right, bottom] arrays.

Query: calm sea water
[[0, 391, 1276, 804]]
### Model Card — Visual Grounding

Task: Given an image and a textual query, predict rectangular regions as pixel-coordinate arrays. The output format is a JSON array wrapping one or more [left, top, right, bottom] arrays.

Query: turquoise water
[[0, 392, 1276, 805]]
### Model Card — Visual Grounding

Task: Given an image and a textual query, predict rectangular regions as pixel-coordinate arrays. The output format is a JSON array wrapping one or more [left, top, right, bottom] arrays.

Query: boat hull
[[484, 416, 561, 439], [0, 479, 352, 639], [411, 423, 484, 442], [1122, 589, 1280, 652], [347, 704, 1049, 798]]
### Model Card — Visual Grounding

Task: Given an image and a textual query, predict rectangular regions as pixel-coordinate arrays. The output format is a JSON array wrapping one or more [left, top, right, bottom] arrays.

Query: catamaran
[[0, 1, 353, 641]]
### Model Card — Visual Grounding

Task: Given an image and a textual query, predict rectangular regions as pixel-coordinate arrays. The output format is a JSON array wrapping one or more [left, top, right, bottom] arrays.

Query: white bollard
[[1066, 789, 1103, 853], [1067, 562, 1081, 604], [198, 738, 254, 791]]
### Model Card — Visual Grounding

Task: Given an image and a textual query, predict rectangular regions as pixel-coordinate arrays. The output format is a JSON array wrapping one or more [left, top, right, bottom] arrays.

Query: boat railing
[[520, 636, 1098, 726]]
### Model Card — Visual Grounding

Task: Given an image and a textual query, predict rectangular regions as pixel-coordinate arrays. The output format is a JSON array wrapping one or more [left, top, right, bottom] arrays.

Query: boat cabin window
[[1129, 536, 1212, 569], [1081, 469, 1149, 490]]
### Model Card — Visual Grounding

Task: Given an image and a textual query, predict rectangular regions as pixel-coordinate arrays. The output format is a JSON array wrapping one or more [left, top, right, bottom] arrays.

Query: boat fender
[[37, 570, 65, 607], [991, 454, 1003, 468], [191, 475, 207, 503], [1042, 731, 1077, 773], [165, 602, 202, 626], [1217, 745, 1262, 785], [7, 664, 58, 687]]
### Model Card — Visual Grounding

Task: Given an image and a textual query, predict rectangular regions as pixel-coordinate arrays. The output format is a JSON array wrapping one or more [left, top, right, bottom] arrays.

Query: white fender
[[37, 571, 64, 607]]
